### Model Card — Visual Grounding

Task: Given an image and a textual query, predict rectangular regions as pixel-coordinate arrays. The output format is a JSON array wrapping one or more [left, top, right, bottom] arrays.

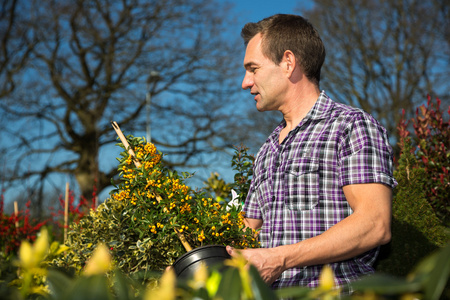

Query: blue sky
[[228, 0, 311, 25]]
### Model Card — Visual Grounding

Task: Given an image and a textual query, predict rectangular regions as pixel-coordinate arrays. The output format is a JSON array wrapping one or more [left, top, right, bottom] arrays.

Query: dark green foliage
[[376, 137, 449, 276], [376, 219, 442, 277], [231, 144, 255, 205], [0, 252, 20, 300], [353, 242, 450, 300], [376, 96, 450, 277], [393, 139, 448, 247]]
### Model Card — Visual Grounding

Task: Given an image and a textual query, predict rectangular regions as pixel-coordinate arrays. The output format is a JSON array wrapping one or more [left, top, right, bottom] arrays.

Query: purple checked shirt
[[243, 91, 397, 289]]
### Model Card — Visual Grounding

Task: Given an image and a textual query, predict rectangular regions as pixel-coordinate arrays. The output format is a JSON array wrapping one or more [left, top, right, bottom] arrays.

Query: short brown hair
[[241, 14, 325, 87]]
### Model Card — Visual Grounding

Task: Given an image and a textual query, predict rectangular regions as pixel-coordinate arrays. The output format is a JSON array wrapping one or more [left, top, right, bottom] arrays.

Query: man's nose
[[241, 72, 253, 90]]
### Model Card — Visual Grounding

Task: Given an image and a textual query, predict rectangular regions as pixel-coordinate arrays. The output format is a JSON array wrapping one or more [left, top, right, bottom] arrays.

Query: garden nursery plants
[[51, 124, 259, 279]]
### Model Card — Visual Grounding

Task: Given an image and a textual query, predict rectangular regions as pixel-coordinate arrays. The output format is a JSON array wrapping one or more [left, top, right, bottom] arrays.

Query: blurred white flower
[[226, 189, 241, 211]]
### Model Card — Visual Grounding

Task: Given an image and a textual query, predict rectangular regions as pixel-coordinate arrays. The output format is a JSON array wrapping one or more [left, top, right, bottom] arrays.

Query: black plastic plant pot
[[172, 245, 231, 279]]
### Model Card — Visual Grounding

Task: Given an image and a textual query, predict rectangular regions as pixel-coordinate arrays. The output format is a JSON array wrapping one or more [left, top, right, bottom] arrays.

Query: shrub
[[376, 137, 448, 276], [408, 96, 449, 226], [376, 96, 449, 277], [0, 197, 47, 255], [51, 135, 259, 280]]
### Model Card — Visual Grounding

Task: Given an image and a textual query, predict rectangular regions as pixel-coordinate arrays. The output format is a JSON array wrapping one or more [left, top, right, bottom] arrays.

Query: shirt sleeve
[[338, 111, 397, 188], [243, 173, 263, 220]]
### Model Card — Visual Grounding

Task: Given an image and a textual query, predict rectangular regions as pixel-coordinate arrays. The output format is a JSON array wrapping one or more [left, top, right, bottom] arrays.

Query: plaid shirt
[[243, 91, 397, 289]]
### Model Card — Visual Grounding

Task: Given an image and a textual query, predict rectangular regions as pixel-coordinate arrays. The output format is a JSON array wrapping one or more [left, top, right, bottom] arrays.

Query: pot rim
[[173, 244, 228, 264]]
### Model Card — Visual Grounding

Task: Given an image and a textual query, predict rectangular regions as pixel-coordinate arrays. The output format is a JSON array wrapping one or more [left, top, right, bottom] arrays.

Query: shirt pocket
[[284, 158, 320, 211]]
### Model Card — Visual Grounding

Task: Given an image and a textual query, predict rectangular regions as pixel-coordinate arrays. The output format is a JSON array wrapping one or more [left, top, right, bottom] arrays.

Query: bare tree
[[0, 0, 37, 203], [301, 0, 449, 147], [0, 0, 35, 98], [0, 0, 243, 211]]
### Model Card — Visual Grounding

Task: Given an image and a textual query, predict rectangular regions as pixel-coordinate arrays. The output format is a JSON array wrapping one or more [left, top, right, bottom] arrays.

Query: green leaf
[[215, 267, 242, 300], [46, 270, 75, 300], [414, 243, 450, 300], [350, 273, 421, 294], [112, 270, 137, 300], [193, 287, 211, 300], [248, 265, 277, 300], [66, 275, 112, 300], [276, 286, 311, 299]]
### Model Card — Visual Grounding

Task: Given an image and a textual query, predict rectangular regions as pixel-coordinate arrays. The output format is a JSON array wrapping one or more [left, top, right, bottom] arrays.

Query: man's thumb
[[226, 245, 235, 256]]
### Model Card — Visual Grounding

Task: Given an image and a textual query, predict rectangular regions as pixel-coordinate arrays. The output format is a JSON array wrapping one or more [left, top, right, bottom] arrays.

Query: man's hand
[[226, 245, 285, 284]]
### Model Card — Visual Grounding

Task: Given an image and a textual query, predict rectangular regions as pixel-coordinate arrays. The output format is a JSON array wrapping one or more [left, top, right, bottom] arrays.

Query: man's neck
[[281, 85, 320, 132]]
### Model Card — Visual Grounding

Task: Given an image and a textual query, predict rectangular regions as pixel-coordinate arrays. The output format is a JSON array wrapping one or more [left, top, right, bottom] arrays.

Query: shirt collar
[[275, 90, 334, 129], [269, 91, 334, 143], [304, 90, 334, 121]]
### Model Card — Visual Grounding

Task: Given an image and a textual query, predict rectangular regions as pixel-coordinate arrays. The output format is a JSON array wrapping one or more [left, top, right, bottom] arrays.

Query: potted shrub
[[51, 122, 259, 281]]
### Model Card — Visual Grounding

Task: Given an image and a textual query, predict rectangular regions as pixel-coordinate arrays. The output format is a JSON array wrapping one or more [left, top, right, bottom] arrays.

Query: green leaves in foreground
[[351, 242, 450, 300], [8, 226, 450, 300]]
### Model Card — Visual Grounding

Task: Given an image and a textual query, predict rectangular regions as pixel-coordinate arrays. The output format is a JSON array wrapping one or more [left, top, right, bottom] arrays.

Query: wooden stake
[[64, 182, 69, 243], [111, 121, 192, 252], [14, 201, 19, 230], [111, 121, 141, 168]]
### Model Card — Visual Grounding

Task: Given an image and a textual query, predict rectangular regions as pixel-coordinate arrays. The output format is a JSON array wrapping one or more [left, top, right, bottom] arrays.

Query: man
[[226, 14, 397, 292]]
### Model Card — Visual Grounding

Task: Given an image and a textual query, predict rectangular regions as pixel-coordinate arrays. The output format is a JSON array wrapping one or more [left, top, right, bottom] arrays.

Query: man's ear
[[282, 50, 296, 78]]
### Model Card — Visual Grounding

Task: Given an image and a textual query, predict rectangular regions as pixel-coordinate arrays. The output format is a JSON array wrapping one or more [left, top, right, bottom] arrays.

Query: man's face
[[242, 33, 287, 112]]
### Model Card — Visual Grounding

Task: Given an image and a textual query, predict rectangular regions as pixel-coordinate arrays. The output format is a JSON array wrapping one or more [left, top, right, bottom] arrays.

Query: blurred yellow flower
[[310, 264, 341, 299], [19, 228, 49, 270], [319, 264, 335, 290], [205, 271, 222, 297], [145, 268, 176, 300], [83, 244, 112, 275], [19, 241, 34, 270], [188, 262, 208, 290]]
